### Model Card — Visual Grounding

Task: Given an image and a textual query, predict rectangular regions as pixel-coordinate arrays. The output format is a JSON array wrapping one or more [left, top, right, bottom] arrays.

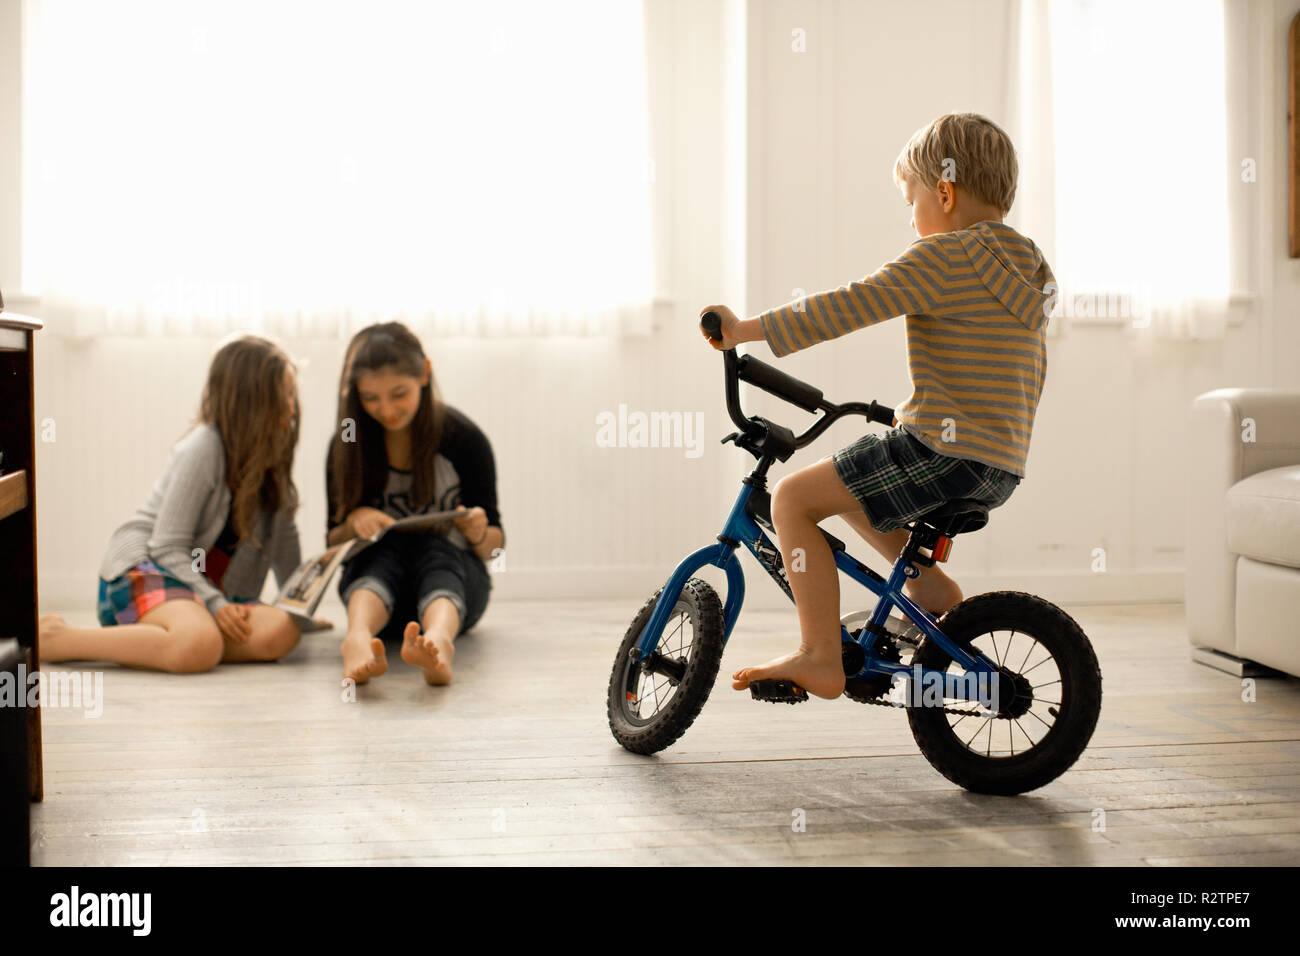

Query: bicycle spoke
[[665, 636, 695, 659], [1017, 639, 1036, 674], [664, 613, 687, 649], [658, 609, 700, 665], [995, 631, 1012, 667], [1026, 707, 1053, 730], [1021, 655, 1055, 677], [640, 674, 658, 716], [1010, 715, 1035, 752], [963, 718, 989, 750], [670, 621, 691, 658], [651, 676, 675, 704], [1005, 635, 1057, 677]]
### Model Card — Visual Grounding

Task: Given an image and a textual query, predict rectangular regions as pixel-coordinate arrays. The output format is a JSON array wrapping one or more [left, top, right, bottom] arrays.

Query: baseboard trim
[[40, 567, 1189, 613]]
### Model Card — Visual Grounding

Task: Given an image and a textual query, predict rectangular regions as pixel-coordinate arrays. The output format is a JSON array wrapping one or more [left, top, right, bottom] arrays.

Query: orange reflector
[[933, 535, 953, 562]]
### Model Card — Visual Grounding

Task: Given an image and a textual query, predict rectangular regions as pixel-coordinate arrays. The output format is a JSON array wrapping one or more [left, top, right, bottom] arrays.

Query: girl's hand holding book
[[348, 506, 395, 539], [452, 506, 488, 545]]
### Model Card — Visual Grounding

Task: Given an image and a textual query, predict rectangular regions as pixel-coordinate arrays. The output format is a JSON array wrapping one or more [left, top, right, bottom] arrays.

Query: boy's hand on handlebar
[[700, 305, 744, 351]]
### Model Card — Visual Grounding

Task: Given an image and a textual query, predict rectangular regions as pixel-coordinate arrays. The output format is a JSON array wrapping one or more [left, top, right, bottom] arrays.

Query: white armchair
[[1186, 388, 1300, 677]]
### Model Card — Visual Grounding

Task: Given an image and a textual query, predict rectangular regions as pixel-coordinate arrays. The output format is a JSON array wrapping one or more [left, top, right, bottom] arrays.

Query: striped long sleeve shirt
[[759, 220, 1055, 478]]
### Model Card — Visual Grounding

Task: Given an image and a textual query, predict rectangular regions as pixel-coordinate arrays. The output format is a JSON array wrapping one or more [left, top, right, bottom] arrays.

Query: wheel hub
[[631, 647, 687, 685], [994, 668, 1035, 719]]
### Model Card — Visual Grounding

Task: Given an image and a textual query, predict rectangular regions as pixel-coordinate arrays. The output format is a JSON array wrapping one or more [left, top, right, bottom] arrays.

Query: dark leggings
[[338, 533, 492, 642]]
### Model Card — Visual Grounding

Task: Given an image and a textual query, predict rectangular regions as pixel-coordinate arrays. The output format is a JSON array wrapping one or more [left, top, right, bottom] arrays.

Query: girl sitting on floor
[[40, 335, 305, 673], [327, 322, 504, 687]]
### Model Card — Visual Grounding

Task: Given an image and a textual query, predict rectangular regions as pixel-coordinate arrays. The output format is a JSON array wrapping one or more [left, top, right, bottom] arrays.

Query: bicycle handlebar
[[700, 310, 895, 451], [736, 354, 823, 413]]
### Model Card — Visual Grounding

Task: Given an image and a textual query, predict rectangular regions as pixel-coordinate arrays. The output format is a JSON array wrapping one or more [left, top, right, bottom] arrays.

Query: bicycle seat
[[916, 498, 989, 536]]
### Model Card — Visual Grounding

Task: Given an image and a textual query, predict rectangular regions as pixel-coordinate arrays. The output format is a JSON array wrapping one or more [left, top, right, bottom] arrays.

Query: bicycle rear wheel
[[906, 591, 1101, 795], [607, 578, 725, 755]]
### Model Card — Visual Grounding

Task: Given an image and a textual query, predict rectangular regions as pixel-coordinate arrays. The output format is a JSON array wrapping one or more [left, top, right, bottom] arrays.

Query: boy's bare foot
[[399, 621, 454, 686], [39, 613, 71, 662], [341, 634, 387, 684], [903, 570, 963, 622], [732, 643, 846, 699]]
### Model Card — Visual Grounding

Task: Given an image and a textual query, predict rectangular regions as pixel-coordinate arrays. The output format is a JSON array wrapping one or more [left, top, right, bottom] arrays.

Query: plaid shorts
[[97, 560, 259, 627], [832, 426, 1020, 533]]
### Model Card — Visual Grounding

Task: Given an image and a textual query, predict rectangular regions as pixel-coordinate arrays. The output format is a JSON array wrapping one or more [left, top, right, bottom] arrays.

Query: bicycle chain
[[845, 626, 1010, 719], [846, 691, 1005, 719]]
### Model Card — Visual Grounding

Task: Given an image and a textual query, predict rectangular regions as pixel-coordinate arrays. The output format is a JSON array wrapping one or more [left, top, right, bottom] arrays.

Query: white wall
[[0, 0, 19, 294], [1270, 0, 1300, 384], [740, 0, 1298, 609], [6, 0, 1298, 617]]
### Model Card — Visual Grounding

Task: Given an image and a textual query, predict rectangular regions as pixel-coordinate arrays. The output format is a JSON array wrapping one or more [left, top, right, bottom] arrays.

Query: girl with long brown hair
[[40, 335, 305, 672], [327, 322, 503, 686]]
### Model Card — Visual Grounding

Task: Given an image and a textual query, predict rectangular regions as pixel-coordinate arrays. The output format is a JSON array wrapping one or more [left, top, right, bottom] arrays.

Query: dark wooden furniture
[[0, 309, 42, 866], [1, 637, 28, 865]]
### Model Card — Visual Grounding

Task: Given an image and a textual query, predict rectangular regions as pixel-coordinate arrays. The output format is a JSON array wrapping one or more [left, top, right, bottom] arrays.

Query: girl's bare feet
[[341, 633, 387, 684], [399, 621, 454, 685], [39, 613, 71, 662], [732, 642, 846, 699]]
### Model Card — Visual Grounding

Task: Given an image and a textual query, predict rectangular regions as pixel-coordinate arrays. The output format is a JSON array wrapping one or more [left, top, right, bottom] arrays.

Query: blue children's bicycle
[[606, 312, 1102, 795]]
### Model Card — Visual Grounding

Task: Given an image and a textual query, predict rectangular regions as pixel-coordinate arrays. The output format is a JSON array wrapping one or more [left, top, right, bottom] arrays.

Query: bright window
[[22, 0, 652, 338], [1048, 0, 1229, 331]]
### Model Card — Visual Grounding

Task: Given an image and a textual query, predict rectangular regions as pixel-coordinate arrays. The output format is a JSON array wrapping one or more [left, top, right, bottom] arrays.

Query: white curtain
[[22, 0, 653, 340], [1011, 0, 1243, 341]]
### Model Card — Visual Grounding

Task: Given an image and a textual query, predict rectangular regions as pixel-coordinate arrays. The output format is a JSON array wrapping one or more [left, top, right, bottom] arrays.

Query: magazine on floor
[[274, 510, 465, 625]]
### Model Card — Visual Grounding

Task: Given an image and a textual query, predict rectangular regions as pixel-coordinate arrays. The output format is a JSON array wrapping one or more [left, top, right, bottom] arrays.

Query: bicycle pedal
[[749, 679, 808, 704]]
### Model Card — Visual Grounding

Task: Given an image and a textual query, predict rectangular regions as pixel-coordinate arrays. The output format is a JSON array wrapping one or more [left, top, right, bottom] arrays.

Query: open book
[[273, 510, 465, 625]]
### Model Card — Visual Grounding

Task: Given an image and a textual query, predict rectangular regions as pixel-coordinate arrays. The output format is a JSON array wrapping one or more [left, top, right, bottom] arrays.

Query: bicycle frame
[[634, 315, 1004, 707], [632, 481, 1002, 705]]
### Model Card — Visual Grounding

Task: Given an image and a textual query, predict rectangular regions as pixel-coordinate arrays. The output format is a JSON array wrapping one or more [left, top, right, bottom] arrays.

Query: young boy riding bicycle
[[702, 112, 1056, 701]]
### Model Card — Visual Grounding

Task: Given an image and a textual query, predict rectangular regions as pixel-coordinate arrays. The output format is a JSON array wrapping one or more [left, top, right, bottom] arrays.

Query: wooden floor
[[30, 598, 1300, 866]]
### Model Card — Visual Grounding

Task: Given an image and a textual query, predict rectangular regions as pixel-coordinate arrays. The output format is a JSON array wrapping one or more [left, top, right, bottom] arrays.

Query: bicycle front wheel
[[607, 578, 725, 755]]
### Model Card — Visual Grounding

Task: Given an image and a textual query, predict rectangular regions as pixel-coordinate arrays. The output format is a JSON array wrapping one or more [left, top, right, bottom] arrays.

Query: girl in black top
[[326, 323, 504, 686]]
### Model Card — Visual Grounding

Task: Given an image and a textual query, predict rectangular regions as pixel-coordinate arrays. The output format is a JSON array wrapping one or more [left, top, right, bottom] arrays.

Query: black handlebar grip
[[736, 354, 824, 414], [868, 400, 896, 426], [700, 310, 723, 342]]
